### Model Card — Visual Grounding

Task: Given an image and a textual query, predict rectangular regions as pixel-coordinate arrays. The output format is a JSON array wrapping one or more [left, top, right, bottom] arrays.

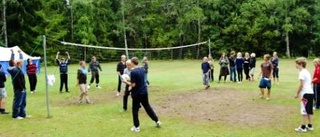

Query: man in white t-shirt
[[294, 57, 314, 132]]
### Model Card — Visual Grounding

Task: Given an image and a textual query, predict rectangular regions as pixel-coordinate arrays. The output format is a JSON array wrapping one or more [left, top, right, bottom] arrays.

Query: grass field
[[0, 59, 319, 137]]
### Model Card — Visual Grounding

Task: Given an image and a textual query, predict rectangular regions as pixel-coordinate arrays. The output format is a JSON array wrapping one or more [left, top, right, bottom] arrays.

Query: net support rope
[[60, 41, 208, 51]]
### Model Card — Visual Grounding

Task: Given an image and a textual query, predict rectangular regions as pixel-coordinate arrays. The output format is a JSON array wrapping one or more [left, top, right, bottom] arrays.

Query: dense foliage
[[1, 0, 319, 61]]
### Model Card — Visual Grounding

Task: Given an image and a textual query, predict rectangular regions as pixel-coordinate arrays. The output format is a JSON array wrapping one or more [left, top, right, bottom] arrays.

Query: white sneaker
[[306, 126, 314, 131], [30, 91, 34, 94], [116, 92, 120, 96], [295, 127, 307, 132], [13, 116, 24, 120], [96, 86, 101, 89], [130, 127, 140, 132], [156, 121, 161, 127]]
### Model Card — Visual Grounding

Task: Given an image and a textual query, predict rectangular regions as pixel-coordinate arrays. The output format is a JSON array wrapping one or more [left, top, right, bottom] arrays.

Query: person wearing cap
[[0, 64, 9, 114], [56, 51, 71, 93]]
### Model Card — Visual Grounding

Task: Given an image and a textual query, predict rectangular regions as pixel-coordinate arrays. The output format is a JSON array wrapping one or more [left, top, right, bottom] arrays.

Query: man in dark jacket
[[8, 60, 27, 119]]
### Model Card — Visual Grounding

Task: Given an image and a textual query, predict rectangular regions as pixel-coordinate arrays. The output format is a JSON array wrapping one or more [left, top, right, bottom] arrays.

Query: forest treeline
[[1, 0, 320, 61]]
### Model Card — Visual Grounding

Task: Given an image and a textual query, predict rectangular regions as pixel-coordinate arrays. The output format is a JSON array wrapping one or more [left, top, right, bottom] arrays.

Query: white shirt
[[299, 69, 313, 95]]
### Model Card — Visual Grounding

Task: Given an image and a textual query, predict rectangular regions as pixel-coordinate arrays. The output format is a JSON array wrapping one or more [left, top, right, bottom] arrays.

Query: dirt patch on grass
[[155, 88, 296, 128]]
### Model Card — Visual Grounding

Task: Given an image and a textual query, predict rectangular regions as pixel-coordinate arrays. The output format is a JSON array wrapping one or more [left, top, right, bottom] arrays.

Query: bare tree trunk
[[122, 0, 129, 58], [285, 32, 290, 58], [2, 0, 8, 47], [196, 0, 201, 59]]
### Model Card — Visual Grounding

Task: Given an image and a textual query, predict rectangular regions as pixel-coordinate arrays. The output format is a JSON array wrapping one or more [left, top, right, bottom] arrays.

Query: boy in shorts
[[0, 64, 9, 114], [294, 57, 314, 132], [258, 54, 273, 100]]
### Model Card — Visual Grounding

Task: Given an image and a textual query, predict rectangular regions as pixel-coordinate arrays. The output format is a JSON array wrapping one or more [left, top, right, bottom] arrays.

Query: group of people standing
[[0, 49, 38, 119], [55, 52, 159, 132], [201, 52, 279, 92]]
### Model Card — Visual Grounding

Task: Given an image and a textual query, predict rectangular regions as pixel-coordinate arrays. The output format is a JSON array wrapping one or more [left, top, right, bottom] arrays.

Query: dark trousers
[[123, 85, 130, 110], [244, 67, 250, 80], [90, 71, 100, 85], [314, 83, 320, 108], [209, 69, 214, 81], [117, 76, 122, 92], [237, 68, 243, 82], [28, 74, 37, 91], [60, 74, 69, 92], [132, 94, 158, 127], [12, 90, 26, 118]]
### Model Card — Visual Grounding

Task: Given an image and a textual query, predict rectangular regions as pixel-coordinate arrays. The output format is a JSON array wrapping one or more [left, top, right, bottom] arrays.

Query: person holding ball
[[123, 57, 161, 132]]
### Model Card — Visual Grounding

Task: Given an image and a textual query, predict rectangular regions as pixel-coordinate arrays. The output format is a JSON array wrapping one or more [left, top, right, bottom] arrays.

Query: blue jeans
[[314, 83, 320, 108], [230, 67, 237, 82], [144, 73, 149, 85], [12, 90, 27, 118], [203, 73, 209, 86]]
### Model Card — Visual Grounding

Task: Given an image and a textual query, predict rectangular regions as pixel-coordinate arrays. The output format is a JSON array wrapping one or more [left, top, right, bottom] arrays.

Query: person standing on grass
[[271, 52, 279, 84], [116, 55, 126, 96], [208, 55, 214, 82], [202, 57, 211, 89], [218, 53, 229, 83], [77, 61, 91, 104], [88, 56, 102, 89], [9, 60, 28, 120], [141, 56, 150, 85], [26, 58, 37, 94], [294, 57, 314, 132], [123, 57, 161, 132], [122, 59, 132, 111], [312, 58, 320, 110], [0, 64, 9, 114], [56, 51, 71, 93], [243, 52, 250, 81], [249, 53, 256, 81], [229, 51, 237, 82], [258, 54, 273, 100], [235, 52, 244, 83]]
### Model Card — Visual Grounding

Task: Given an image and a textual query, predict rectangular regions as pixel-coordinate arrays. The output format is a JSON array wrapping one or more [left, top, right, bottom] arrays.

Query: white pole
[[43, 35, 50, 118]]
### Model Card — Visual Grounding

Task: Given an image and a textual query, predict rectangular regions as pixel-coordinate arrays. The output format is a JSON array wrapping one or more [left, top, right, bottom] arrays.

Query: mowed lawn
[[0, 59, 319, 137]]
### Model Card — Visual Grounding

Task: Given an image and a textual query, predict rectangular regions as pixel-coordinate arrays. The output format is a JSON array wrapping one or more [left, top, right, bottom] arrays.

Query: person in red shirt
[[26, 58, 37, 94], [312, 58, 320, 109]]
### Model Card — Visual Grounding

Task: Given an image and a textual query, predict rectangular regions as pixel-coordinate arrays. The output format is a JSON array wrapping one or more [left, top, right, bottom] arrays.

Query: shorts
[[249, 68, 255, 76], [301, 94, 314, 115], [259, 77, 271, 89], [0, 88, 7, 98], [79, 84, 88, 93]]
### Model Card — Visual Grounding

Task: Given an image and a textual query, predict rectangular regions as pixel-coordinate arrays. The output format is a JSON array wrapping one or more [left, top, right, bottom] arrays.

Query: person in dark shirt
[[77, 61, 90, 104], [243, 52, 250, 81], [56, 51, 71, 93], [141, 56, 150, 85], [88, 56, 102, 89], [258, 54, 273, 100], [235, 52, 244, 83], [208, 56, 214, 82], [218, 53, 229, 83], [229, 51, 237, 82], [271, 52, 279, 84], [202, 57, 211, 89], [26, 58, 37, 93], [249, 53, 256, 81], [116, 55, 126, 96], [0, 64, 9, 114], [123, 57, 161, 132], [8, 60, 28, 119]]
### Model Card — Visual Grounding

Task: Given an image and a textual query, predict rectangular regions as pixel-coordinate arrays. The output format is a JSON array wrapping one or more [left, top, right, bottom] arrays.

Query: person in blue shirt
[[235, 52, 244, 83], [0, 64, 9, 114], [202, 57, 211, 89], [56, 51, 71, 93], [123, 57, 161, 132]]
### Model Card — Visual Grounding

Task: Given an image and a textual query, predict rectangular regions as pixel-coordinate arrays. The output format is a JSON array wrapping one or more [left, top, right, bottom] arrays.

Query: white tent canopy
[[0, 46, 40, 61]]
